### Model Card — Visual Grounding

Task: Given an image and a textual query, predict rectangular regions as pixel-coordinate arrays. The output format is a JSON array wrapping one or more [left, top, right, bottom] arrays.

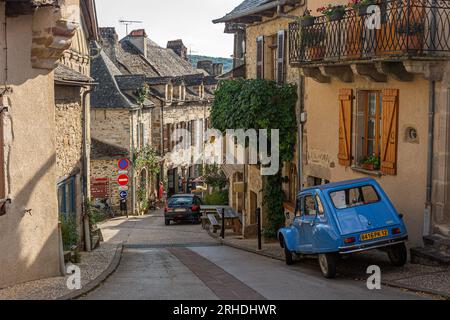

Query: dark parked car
[[164, 194, 203, 225]]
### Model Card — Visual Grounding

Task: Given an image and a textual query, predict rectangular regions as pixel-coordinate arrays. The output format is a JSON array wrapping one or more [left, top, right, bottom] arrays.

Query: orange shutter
[[338, 89, 353, 167], [381, 89, 399, 175]]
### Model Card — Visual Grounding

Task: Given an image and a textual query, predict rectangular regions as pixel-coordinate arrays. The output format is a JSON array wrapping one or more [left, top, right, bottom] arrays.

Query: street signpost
[[120, 190, 128, 199], [118, 158, 130, 171]]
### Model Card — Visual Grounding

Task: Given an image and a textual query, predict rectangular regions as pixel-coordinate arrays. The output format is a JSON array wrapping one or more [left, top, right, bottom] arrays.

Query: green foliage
[[201, 164, 228, 190], [211, 79, 298, 238], [361, 155, 381, 170], [60, 214, 78, 251], [87, 202, 107, 230], [135, 146, 161, 176], [136, 84, 149, 104], [204, 189, 229, 206], [211, 79, 297, 163], [263, 173, 286, 239]]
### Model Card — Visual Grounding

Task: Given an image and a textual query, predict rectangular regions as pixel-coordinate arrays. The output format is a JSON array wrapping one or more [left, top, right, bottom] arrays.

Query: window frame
[[362, 90, 383, 158], [328, 185, 381, 210]]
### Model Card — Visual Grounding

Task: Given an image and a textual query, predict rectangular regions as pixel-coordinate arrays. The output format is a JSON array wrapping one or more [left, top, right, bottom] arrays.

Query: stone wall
[[91, 109, 130, 149]]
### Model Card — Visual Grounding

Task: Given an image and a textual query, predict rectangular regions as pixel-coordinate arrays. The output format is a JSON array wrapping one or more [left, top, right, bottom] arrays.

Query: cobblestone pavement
[[82, 211, 435, 300], [0, 242, 118, 300]]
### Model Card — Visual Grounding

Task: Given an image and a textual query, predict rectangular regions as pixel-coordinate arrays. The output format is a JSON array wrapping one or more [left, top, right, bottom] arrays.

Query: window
[[363, 91, 382, 157], [0, 110, 5, 200], [268, 34, 277, 81], [58, 177, 76, 216], [339, 88, 399, 175], [330, 185, 380, 210], [301, 195, 317, 217], [256, 36, 264, 79]]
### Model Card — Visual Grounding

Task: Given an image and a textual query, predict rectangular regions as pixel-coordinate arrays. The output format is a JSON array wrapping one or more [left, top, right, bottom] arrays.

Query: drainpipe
[[81, 86, 96, 252], [131, 108, 136, 217], [424, 80, 436, 237], [298, 74, 304, 191]]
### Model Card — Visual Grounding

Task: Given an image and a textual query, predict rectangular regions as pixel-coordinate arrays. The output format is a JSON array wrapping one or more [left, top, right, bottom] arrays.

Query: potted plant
[[298, 10, 316, 27], [317, 4, 346, 21], [348, 0, 376, 16], [360, 155, 381, 171], [395, 22, 424, 53], [303, 27, 326, 60]]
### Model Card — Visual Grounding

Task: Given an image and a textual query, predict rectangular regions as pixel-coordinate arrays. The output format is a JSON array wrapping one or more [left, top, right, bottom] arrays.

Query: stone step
[[410, 247, 450, 266], [423, 234, 450, 254], [435, 224, 450, 237]]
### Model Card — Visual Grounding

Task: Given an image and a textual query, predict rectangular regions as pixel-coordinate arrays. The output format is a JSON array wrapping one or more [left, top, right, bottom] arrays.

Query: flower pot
[[300, 17, 316, 27], [361, 163, 375, 171], [328, 11, 345, 21], [307, 46, 326, 60]]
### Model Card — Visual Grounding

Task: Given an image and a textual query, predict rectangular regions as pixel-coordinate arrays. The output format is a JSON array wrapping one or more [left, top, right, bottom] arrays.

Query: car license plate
[[361, 229, 389, 242], [175, 209, 185, 212]]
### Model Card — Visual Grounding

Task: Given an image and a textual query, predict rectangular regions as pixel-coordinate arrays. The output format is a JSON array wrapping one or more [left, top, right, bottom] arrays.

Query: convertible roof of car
[[302, 178, 376, 193]]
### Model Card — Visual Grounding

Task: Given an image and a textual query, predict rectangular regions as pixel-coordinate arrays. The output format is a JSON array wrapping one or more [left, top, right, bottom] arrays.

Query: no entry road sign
[[118, 158, 130, 171], [117, 174, 129, 186]]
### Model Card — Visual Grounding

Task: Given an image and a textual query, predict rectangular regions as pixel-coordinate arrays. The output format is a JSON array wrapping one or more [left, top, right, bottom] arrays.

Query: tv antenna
[[119, 19, 143, 35]]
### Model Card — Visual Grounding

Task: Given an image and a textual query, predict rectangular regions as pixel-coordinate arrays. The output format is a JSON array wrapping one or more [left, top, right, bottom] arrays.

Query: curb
[[58, 243, 124, 300], [207, 231, 449, 299]]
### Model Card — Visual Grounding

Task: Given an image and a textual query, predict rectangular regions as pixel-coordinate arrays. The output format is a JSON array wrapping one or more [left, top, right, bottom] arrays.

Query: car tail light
[[392, 228, 402, 235], [344, 237, 356, 244], [191, 205, 200, 212]]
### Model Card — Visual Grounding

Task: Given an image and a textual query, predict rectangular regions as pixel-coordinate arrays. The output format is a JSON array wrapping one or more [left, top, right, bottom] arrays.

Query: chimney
[[197, 60, 213, 75], [212, 63, 224, 76], [167, 39, 188, 61], [127, 29, 148, 57]]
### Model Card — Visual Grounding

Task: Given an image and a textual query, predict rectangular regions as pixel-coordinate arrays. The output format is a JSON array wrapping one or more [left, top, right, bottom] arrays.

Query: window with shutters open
[[256, 36, 264, 79], [344, 89, 399, 175], [276, 30, 286, 84]]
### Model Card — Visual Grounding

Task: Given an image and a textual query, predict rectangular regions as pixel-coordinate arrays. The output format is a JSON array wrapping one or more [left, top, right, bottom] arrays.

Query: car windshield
[[330, 185, 380, 209], [168, 197, 193, 206]]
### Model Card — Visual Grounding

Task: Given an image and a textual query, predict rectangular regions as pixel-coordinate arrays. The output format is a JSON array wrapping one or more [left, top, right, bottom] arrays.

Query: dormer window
[[178, 85, 186, 101], [166, 84, 173, 101], [199, 84, 205, 99]]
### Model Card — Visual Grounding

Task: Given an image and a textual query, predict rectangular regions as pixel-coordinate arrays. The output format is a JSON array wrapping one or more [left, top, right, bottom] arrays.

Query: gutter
[[424, 80, 436, 237]]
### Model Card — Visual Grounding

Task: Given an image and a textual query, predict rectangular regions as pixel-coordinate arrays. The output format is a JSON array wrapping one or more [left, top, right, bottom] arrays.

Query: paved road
[[83, 212, 428, 300]]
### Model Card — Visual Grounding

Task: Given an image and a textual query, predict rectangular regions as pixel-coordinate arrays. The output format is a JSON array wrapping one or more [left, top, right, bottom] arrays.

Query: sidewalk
[[209, 231, 450, 299], [0, 242, 121, 300]]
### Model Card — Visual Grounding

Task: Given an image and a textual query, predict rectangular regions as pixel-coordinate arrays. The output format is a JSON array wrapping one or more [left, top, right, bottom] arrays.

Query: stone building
[[0, 0, 91, 289], [216, 0, 450, 261], [54, 0, 98, 250], [92, 28, 217, 203], [214, 0, 303, 238]]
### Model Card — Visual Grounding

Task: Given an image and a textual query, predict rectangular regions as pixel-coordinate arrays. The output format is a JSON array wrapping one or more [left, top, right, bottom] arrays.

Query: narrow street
[[82, 212, 428, 300]]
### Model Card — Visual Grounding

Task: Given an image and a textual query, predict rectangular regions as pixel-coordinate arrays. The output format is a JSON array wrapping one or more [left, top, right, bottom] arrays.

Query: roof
[[91, 139, 129, 160], [146, 76, 173, 85], [115, 74, 146, 91], [54, 63, 94, 84], [115, 40, 159, 77], [90, 47, 134, 109], [213, 0, 274, 23], [301, 178, 376, 193]]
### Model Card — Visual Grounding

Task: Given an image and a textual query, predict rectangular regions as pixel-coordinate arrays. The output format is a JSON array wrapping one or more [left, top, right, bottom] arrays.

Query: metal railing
[[289, 0, 450, 65]]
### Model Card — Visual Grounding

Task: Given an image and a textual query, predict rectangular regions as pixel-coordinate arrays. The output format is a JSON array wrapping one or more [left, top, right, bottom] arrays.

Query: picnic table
[[200, 206, 242, 234]]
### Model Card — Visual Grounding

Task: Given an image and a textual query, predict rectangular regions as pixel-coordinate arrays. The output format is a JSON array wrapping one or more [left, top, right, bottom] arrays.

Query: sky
[[95, 0, 243, 58]]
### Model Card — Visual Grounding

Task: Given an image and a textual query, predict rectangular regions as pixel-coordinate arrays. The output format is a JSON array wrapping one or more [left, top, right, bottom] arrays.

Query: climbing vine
[[134, 145, 160, 176], [211, 79, 298, 238]]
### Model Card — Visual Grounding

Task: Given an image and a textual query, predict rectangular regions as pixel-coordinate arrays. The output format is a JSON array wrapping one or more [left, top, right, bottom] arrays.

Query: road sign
[[119, 191, 128, 199], [118, 158, 130, 171], [118, 174, 129, 186]]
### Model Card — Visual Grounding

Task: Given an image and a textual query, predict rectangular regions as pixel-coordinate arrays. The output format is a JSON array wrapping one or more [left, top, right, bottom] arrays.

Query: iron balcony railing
[[289, 0, 450, 65]]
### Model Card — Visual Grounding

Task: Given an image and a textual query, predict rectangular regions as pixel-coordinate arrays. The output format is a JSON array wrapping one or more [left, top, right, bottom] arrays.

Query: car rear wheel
[[318, 253, 338, 279], [387, 243, 407, 267], [165, 219, 170, 226]]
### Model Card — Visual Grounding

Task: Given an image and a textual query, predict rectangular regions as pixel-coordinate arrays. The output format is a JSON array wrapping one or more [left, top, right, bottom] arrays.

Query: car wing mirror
[[398, 213, 404, 219]]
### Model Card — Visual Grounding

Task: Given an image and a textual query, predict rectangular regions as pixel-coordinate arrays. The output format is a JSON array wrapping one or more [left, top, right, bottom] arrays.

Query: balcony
[[289, 0, 450, 82]]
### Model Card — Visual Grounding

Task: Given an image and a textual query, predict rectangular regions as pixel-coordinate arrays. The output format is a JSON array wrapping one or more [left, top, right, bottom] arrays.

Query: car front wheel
[[318, 253, 338, 279], [387, 243, 407, 267], [284, 242, 294, 266]]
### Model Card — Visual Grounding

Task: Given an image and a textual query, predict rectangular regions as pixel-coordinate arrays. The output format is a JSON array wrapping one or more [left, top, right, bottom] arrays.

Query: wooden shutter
[[0, 112, 4, 200], [338, 89, 353, 167], [381, 89, 399, 175], [276, 30, 286, 84], [256, 36, 264, 79], [191, 120, 195, 146]]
